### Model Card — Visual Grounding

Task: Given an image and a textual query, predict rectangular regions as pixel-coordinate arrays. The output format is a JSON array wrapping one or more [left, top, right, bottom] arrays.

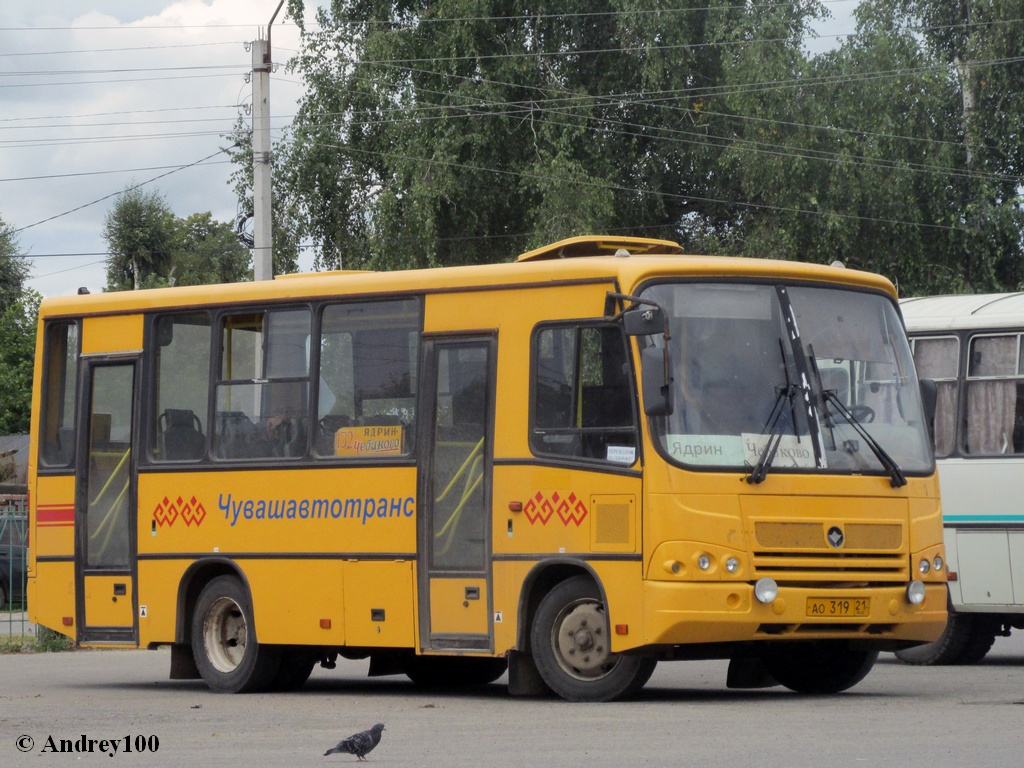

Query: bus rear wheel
[[191, 575, 281, 693], [760, 641, 878, 694], [896, 613, 1000, 666], [530, 576, 656, 702]]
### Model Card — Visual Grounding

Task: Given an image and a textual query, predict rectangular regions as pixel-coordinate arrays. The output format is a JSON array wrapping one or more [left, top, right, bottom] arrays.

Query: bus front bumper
[[640, 580, 947, 648]]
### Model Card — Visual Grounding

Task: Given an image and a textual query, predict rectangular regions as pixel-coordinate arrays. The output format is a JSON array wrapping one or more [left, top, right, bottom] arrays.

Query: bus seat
[[271, 416, 307, 458], [158, 408, 205, 461], [317, 414, 351, 454], [214, 411, 261, 459]]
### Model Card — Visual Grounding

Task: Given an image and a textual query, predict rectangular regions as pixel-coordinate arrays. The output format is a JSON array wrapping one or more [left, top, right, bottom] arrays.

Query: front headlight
[[906, 580, 926, 605], [754, 578, 779, 604]]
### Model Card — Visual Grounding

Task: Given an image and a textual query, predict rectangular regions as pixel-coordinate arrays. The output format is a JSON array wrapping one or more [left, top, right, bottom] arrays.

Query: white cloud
[[1, 1, 319, 296]]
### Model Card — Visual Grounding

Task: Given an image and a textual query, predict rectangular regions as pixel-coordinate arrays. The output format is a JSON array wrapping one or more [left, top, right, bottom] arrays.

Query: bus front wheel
[[530, 576, 656, 702], [760, 641, 878, 694], [191, 575, 281, 693]]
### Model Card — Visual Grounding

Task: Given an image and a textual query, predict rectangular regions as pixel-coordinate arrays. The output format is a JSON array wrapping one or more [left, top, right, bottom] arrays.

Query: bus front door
[[74, 358, 138, 644], [418, 336, 495, 652]]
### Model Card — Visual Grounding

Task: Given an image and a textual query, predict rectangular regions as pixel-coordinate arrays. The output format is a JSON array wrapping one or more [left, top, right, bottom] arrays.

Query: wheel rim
[[203, 595, 248, 673], [551, 598, 617, 681]]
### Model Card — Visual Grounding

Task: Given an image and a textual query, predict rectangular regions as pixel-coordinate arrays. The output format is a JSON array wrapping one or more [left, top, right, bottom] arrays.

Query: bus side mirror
[[623, 306, 664, 336], [641, 346, 673, 416], [919, 378, 937, 438]]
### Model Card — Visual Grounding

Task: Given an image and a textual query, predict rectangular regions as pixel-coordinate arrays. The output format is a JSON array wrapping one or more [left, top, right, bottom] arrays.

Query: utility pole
[[251, 1, 285, 281]]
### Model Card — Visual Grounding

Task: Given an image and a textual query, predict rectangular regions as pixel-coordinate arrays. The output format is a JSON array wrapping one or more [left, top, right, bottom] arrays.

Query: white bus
[[900, 293, 1024, 663]]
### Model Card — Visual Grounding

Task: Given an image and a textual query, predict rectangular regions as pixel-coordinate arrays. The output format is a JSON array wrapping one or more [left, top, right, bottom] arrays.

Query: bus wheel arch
[[175, 559, 248, 646], [516, 561, 603, 653], [184, 568, 281, 693], [526, 571, 656, 702]]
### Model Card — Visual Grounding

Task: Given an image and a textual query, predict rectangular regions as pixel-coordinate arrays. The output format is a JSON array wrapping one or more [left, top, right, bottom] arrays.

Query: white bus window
[[911, 336, 959, 457], [965, 334, 1024, 455]]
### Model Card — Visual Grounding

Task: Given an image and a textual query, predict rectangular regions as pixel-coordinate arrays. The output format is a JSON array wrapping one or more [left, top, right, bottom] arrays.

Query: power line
[[12, 149, 230, 233], [0, 41, 239, 57], [0, 160, 232, 183]]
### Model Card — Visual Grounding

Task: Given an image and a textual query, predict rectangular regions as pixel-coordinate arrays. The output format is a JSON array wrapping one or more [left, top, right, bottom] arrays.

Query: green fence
[[1, 494, 32, 639]]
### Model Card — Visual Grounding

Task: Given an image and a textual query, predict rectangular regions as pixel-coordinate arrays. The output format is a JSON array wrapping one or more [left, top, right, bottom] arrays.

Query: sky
[[1, 1, 860, 299]]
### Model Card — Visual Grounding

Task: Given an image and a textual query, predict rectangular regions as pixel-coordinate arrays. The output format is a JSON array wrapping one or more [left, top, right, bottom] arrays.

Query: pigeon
[[324, 723, 385, 761]]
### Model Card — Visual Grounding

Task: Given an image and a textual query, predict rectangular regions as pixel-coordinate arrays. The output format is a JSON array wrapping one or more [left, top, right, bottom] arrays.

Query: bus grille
[[752, 521, 907, 581]]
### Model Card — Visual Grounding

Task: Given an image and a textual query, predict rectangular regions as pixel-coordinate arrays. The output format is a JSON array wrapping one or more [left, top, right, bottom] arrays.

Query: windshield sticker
[[742, 433, 819, 469], [666, 435, 745, 465]]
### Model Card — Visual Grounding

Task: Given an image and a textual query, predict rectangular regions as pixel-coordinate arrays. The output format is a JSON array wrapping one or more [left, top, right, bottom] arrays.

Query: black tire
[[957, 617, 1000, 665], [191, 575, 281, 693], [760, 642, 878, 694], [530, 575, 656, 702], [894, 611, 972, 665], [404, 656, 508, 688], [270, 646, 318, 691]]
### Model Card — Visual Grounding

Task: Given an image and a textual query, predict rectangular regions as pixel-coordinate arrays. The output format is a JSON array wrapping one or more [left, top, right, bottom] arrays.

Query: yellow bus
[[27, 236, 946, 701]]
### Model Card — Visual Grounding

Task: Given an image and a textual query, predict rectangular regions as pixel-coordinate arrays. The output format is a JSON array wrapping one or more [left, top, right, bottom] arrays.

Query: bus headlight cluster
[[697, 554, 711, 571], [933, 555, 944, 572], [725, 557, 740, 574], [919, 558, 931, 575]]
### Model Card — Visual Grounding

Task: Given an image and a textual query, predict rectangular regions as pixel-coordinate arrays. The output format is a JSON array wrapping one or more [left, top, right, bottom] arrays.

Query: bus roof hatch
[[516, 235, 683, 262]]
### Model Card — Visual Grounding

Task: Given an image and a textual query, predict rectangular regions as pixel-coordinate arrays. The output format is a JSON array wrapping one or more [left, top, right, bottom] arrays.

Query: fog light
[[906, 580, 926, 605], [919, 558, 931, 575], [725, 557, 739, 574], [933, 556, 944, 572], [754, 577, 778, 604], [697, 554, 711, 571]]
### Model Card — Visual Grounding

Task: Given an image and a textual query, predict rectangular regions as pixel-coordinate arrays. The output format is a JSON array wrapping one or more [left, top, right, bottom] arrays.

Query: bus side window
[[316, 299, 419, 459], [39, 321, 80, 468], [911, 336, 959, 457], [213, 309, 311, 461], [150, 313, 211, 463], [530, 323, 638, 464], [964, 334, 1022, 456]]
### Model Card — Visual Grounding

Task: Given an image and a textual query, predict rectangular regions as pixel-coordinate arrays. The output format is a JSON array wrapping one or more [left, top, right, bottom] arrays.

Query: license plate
[[806, 597, 871, 617]]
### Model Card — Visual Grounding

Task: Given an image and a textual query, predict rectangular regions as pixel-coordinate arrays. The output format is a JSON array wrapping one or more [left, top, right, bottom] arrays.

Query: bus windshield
[[641, 281, 934, 477]]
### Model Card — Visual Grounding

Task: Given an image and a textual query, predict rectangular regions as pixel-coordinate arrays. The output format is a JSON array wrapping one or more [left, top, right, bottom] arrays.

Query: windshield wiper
[[745, 383, 799, 484], [819, 390, 907, 488], [805, 344, 907, 488]]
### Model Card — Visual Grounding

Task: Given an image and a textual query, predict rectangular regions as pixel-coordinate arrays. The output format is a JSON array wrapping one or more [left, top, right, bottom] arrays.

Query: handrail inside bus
[[434, 438, 484, 505], [87, 447, 131, 561]]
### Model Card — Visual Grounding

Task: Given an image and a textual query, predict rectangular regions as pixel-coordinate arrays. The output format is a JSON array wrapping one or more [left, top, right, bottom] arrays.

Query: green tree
[[103, 187, 177, 291], [0, 216, 36, 435], [709, 0, 1024, 294], [266, 0, 824, 270], [172, 212, 252, 285], [1, 216, 29, 307], [0, 289, 40, 435], [103, 185, 253, 290]]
